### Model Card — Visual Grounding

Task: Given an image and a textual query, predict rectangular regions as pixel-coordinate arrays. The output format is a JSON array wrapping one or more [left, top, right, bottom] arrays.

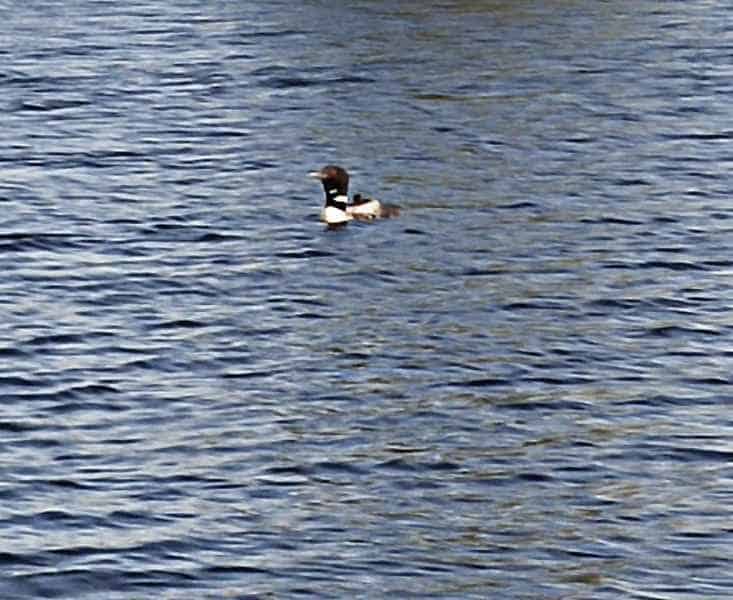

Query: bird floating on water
[[309, 165, 400, 226]]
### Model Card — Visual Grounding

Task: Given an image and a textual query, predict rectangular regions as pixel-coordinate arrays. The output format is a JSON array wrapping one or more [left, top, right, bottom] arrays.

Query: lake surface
[[2, 1, 732, 598]]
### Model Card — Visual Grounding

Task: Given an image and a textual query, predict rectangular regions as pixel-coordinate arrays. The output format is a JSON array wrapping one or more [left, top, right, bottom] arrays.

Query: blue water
[[2, 1, 732, 598]]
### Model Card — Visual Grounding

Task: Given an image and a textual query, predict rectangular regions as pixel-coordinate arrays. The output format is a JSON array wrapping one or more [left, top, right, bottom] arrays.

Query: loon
[[308, 165, 400, 226]]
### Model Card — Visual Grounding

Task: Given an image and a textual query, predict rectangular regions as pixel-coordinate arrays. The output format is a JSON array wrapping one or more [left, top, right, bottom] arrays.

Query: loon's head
[[309, 165, 349, 208]]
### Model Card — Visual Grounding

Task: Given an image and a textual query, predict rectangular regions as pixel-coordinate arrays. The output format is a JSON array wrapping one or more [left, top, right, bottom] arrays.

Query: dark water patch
[[311, 459, 368, 477], [525, 375, 593, 386], [651, 215, 681, 224], [16, 98, 91, 113], [0, 232, 92, 252], [498, 398, 591, 412], [585, 298, 639, 310], [202, 564, 274, 577], [603, 260, 709, 272], [0, 347, 30, 358], [439, 376, 512, 388], [648, 296, 701, 309], [0, 375, 45, 387], [612, 177, 651, 187], [262, 464, 310, 478], [502, 300, 571, 311], [147, 318, 207, 331], [462, 266, 507, 277], [262, 75, 376, 89], [41, 479, 97, 491], [0, 420, 38, 433], [253, 477, 305, 489], [634, 324, 722, 339], [376, 457, 420, 473], [497, 200, 539, 210], [0, 550, 53, 570], [645, 444, 733, 463], [7, 568, 198, 598], [284, 309, 331, 319], [124, 537, 208, 559], [580, 216, 645, 226], [248, 64, 295, 77], [702, 258, 733, 268], [682, 376, 731, 386], [269, 294, 328, 308], [513, 471, 555, 484], [13, 510, 111, 530], [244, 29, 308, 39], [107, 510, 178, 528], [49, 398, 121, 415], [7, 389, 88, 405], [659, 130, 733, 142], [140, 225, 244, 244], [78, 149, 149, 167], [25, 333, 92, 347]]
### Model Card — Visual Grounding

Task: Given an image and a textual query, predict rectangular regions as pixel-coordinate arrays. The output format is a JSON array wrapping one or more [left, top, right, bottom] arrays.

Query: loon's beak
[[308, 170, 325, 179]]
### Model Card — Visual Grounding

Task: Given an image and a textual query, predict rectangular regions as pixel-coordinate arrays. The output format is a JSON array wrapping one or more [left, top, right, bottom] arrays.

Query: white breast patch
[[321, 205, 353, 225]]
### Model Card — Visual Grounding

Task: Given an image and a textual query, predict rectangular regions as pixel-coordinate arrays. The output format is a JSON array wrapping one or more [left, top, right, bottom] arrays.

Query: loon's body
[[309, 165, 400, 226]]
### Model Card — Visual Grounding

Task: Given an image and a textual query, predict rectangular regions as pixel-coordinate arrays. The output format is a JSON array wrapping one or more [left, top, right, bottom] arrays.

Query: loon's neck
[[325, 189, 349, 210]]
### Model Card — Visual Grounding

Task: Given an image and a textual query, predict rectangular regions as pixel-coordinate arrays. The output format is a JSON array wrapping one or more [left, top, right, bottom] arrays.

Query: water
[[2, 1, 732, 598]]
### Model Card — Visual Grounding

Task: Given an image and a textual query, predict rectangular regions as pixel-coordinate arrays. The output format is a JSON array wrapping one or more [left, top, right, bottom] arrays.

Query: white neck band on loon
[[325, 191, 349, 209]]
